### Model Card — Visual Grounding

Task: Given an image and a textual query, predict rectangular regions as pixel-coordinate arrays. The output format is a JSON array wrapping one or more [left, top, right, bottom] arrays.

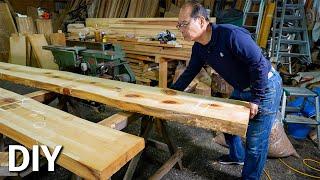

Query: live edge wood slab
[[0, 62, 250, 137]]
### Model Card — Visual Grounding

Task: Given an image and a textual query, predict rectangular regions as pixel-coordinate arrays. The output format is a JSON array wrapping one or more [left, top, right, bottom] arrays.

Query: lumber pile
[[9, 34, 26, 66], [15, 17, 36, 34], [0, 62, 250, 137], [95, 0, 159, 18], [127, 54, 177, 85], [96, 0, 132, 18], [0, 87, 144, 179], [86, 18, 217, 45], [0, 3, 17, 62], [85, 18, 215, 58], [84, 18, 216, 87]]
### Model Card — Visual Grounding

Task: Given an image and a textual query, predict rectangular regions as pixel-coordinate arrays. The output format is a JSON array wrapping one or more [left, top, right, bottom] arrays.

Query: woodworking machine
[[43, 44, 135, 82]]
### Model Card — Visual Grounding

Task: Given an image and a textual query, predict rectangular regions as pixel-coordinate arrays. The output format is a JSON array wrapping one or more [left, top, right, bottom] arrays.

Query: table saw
[[43, 44, 135, 82]]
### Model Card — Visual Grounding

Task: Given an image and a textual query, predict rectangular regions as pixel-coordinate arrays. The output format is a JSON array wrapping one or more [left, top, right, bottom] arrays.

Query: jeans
[[224, 70, 283, 180]]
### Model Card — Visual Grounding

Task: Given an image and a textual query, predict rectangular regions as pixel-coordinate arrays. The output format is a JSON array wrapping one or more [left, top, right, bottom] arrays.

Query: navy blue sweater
[[171, 24, 271, 105]]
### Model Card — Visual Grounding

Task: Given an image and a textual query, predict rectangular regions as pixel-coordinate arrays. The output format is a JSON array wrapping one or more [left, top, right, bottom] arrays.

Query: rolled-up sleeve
[[229, 29, 269, 105], [170, 45, 205, 91]]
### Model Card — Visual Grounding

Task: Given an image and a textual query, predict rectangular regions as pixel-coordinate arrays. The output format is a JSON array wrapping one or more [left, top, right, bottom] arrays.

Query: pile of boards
[[126, 53, 178, 85], [85, 18, 217, 55], [95, 0, 159, 18], [84, 18, 198, 85], [0, 2, 65, 69]]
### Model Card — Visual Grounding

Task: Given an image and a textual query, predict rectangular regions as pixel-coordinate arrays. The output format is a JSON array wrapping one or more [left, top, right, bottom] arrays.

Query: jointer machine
[[43, 44, 135, 82]]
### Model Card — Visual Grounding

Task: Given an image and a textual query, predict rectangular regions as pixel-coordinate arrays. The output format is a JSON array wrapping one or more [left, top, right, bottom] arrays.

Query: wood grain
[[0, 87, 144, 179], [0, 62, 250, 136], [27, 34, 59, 70]]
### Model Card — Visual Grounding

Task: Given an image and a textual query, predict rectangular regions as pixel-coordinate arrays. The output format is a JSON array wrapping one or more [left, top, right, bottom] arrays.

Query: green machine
[[43, 44, 135, 82]]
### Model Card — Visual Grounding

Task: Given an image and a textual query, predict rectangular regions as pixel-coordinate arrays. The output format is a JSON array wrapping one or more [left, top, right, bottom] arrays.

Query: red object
[[41, 12, 50, 19]]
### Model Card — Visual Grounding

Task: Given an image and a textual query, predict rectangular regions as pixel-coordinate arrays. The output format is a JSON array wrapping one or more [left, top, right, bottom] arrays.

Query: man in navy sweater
[[171, 2, 283, 180]]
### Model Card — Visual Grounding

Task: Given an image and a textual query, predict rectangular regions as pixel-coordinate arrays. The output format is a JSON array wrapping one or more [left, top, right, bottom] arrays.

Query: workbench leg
[[149, 148, 183, 180], [158, 120, 183, 170], [123, 116, 154, 180], [159, 58, 168, 88]]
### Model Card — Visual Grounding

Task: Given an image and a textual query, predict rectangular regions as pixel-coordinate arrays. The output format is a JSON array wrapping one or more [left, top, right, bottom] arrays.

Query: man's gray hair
[[183, 1, 210, 22]]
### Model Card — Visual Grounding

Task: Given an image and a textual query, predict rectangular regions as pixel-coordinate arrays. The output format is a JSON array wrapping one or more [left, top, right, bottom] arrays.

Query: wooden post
[[159, 57, 168, 88], [123, 116, 154, 180]]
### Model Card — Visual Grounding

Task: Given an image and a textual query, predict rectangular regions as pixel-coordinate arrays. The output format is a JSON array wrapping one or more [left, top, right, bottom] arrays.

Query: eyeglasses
[[176, 21, 191, 30], [176, 17, 200, 30]]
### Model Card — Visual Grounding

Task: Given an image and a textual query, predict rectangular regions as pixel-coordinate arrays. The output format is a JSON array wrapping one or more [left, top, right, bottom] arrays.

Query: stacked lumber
[[96, 0, 131, 18], [0, 3, 17, 62], [26, 34, 58, 70], [86, 18, 215, 55], [126, 53, 177, 84], [35, 19, 54, 43], [0, 62, 250, 137], [9, 34, 27, 66], [16, 17, 36, 34], [85, 18, 215, 87], [127, 0, 159, 17], [127, 56, 159, 81]]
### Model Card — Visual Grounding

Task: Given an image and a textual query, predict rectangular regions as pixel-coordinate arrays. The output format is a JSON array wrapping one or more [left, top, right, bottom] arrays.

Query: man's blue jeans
[[224, 70, 283, 180]]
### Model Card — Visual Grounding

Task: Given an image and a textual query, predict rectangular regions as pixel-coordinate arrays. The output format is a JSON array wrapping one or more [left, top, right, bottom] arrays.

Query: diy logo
[[9, 145, 62, 172]]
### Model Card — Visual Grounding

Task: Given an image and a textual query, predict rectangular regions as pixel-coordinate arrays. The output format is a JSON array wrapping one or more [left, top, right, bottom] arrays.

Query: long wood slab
[[0, 87, 144, 179], [0, 62, 250, 136]]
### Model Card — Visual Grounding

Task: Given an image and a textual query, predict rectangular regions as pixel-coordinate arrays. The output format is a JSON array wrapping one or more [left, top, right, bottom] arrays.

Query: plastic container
[[287, 123, 311, 139]]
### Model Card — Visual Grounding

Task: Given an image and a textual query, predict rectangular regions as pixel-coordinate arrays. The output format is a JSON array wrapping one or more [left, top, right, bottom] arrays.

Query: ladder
[[242, 0, 265, 41], [271, 0, 311, 74]]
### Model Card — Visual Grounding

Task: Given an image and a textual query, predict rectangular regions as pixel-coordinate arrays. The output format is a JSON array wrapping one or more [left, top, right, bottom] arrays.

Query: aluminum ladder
[[271, 0, 312, 74], [242, 0, 265, 41]]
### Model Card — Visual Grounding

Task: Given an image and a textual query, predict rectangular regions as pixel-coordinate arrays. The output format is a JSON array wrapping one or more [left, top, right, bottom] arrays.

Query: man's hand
[[249, 102, 259, 119]]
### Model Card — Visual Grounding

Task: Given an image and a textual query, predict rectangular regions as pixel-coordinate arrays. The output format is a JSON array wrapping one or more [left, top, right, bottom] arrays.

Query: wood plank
[[0, 62, 250, 136], [16, 17, 36, 34], [258, 2, 275, 48], [0, 3, 17, 62], [97, 0, 106, 18], [0, 3, 17, 33], [9, 34, 27, 66], [159, 58, 168, 88], [27, 34, 59, 70], [24, 90, 57, 103], [149, 148, 183, 180], [0, 87, 144, 179], [49, 33, 66, 46], [98, 111, 139, 130], [35, 19, 53, 40]]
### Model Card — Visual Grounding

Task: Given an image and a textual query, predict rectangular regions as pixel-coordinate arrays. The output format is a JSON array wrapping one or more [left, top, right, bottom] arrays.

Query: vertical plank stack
[[0, 3, 17, 62], [95, 0, 160, 18]]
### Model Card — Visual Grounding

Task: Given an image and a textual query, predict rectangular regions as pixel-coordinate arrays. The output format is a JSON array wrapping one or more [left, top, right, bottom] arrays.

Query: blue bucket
[[287, 123, 311, 139]]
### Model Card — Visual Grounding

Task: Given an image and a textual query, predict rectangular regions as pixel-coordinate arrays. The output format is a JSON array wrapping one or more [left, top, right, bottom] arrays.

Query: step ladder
[[242, 0, 265, 41], [281, 87, 320, 149], [271, 0, 311, 74]]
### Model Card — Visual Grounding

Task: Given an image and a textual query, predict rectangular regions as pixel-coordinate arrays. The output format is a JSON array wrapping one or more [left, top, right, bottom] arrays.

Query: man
[[171, 1, 283, 180]]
